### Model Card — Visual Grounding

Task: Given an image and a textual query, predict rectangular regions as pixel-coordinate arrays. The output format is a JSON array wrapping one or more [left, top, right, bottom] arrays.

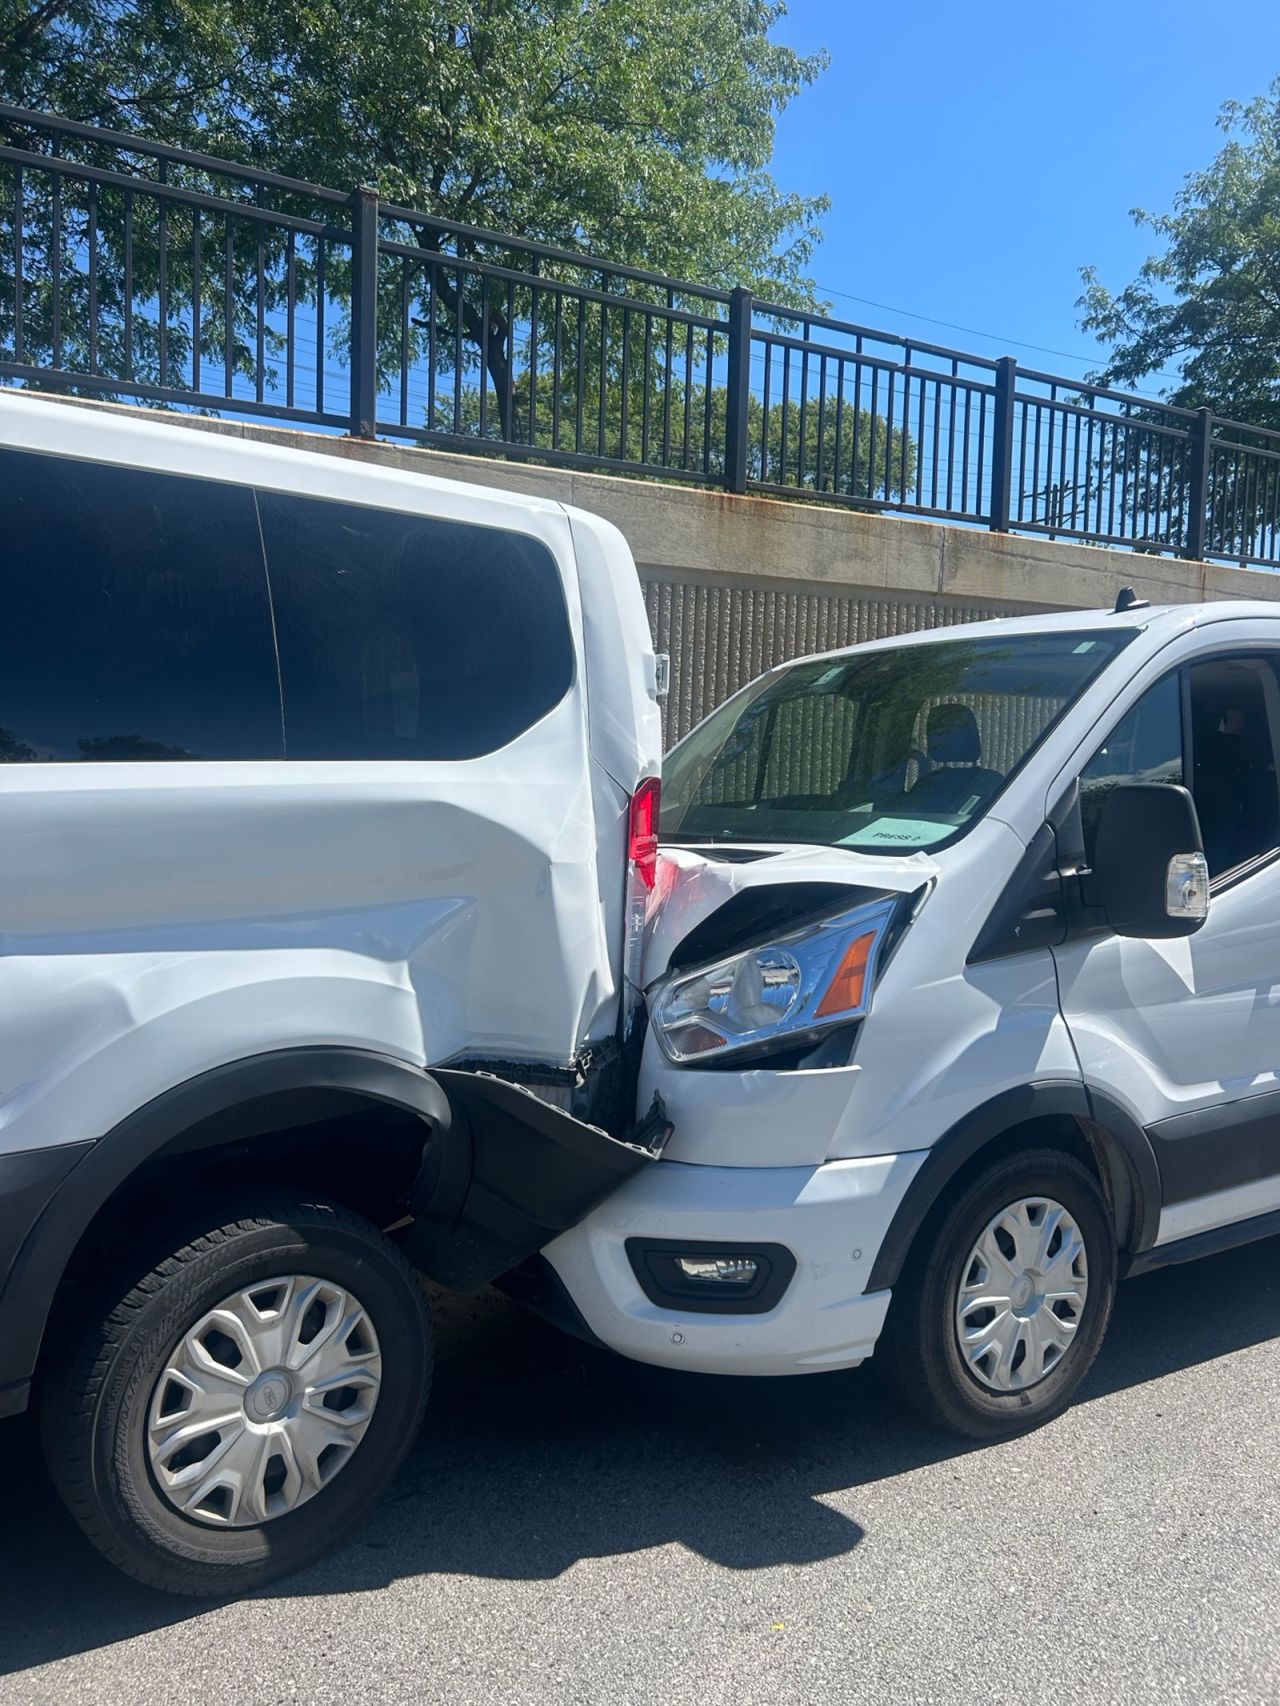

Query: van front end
[[541, 813, 1068, 1376], [543, 621, 1147, 1385]]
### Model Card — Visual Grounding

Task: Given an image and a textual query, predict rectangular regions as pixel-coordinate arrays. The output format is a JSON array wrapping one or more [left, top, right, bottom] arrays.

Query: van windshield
[[660, 630, 1133, 854]]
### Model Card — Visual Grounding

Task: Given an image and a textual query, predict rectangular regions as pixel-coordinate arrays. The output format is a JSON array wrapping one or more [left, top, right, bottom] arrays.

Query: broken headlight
[[650, 896, 900, 1065]]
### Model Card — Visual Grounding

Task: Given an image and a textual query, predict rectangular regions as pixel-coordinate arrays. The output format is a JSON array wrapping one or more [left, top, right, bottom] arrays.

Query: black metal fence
[[4, 104, 1280, 569]]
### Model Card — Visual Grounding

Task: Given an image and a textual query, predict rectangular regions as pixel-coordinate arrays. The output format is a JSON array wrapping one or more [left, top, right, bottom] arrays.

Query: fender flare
[[865, 1080, 1163, 1293], [0, 1047, 452, 1397]]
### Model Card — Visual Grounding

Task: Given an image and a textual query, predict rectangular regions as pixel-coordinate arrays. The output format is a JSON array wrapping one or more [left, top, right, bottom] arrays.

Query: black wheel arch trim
[[0, 1047, 455, 1400], [404, 1069, 665, 1290], [0, 1378, 30, 1421], [864, 1079, 1163, 1294]]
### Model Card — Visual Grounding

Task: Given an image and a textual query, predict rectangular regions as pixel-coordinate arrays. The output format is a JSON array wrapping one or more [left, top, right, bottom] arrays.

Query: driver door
[[1051, 623, 1280, 1246]]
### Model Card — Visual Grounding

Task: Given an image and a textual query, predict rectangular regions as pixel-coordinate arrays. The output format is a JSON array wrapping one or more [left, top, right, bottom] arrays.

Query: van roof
[[785, 597, 1280, 669], [0, 389, 570, 524]]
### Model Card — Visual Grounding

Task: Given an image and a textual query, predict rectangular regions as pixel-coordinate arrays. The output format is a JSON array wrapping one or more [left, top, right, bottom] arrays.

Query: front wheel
[[41, 1197, 432, 1596], [880, 1148, 1117, 1438]]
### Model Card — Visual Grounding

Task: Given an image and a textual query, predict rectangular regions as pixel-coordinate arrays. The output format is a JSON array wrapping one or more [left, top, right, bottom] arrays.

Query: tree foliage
[[2, 0, 829, 302], [1079, 80, 1280, 426], [2, 0, 848, 460], [2, 2, 921, 503], [468, 369, 915, 499]]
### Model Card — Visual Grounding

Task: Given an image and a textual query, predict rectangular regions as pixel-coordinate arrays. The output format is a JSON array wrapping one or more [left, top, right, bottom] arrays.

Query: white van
[[0, 393, 665, 1592], [551, 592, 1274, 1441], [4, 393, 1279, 1597]]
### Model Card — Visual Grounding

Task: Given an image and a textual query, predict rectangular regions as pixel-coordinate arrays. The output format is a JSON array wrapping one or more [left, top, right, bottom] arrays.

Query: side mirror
[[1092, 783, 1209, 939]]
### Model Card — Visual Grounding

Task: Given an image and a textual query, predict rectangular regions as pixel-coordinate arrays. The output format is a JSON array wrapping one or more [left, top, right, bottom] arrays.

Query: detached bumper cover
[[542, 1148, 926, 1376], [406, 1070, 670, 1289]]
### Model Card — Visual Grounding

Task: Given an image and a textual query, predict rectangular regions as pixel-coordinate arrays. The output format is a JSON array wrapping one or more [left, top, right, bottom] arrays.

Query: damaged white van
[[0, 392, 665, 1593], [4, 391, 1280, 1598], [572, 590, 1278, 1447]]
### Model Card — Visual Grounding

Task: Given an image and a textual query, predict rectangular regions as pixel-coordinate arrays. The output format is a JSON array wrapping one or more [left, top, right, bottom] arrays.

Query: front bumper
[[542, 1148, 925, 1376]]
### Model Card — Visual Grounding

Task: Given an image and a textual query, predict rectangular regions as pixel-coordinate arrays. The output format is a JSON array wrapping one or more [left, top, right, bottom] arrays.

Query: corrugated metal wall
[[640, 574, 1020, 747]]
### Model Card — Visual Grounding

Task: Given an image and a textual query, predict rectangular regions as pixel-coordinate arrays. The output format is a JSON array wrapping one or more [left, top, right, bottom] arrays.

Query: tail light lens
[[622, 776, 661, 1035], [628, 776, 661, 891]]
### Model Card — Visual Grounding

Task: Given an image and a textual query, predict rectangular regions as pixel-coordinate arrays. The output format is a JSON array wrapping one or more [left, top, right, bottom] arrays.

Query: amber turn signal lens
[[814, 930, 876, 1018]]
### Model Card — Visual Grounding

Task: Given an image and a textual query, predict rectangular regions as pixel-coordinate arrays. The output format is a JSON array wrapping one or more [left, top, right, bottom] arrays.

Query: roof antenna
[[1113, 586, 1150, 613]]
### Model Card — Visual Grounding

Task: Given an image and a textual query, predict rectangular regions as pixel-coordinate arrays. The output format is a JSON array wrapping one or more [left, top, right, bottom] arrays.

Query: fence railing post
[[1184, 406, 1212, 561], [349, 185, 379, 438], [723, 286, 753, 494], [988, 355, 1017, 532]]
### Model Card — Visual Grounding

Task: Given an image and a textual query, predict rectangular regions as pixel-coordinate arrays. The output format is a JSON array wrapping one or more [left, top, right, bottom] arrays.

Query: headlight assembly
[[650, 896, 900, 1065]]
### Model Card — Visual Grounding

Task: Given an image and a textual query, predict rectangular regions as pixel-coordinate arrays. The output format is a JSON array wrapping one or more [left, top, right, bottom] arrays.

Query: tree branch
[[0, 0, 80, 56]]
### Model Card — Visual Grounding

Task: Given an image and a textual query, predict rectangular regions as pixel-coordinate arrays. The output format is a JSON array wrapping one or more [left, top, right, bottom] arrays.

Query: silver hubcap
[[955, 1196, 1089, 1393], [146, 1275, 382, 1528]]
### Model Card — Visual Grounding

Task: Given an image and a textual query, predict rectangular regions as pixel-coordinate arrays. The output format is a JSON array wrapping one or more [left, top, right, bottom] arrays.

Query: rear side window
[[1188, 655, 1280, 878], [257, 493, 574, 760], [0, 447, 283, 762]]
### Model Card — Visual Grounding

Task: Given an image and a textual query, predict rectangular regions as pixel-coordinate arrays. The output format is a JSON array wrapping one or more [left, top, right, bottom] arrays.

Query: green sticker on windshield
[[840, 818, 944, 847]]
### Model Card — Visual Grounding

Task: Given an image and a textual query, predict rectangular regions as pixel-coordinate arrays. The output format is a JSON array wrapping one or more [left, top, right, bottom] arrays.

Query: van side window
[[257, 494, 574, 760], [1188, 656, 1280, 878], [0, 447, 283, 762], [1079, 674, 1184, 866]]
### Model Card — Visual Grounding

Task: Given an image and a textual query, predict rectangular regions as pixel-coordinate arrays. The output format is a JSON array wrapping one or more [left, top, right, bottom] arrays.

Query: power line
[[810, 283, 1186, 394]]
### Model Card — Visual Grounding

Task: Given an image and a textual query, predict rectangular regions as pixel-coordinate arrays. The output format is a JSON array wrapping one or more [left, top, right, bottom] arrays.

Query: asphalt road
[[2, 1240, 1279, 1706]]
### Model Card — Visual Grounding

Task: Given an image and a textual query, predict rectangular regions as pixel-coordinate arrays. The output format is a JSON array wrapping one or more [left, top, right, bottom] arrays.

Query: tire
[[40, 1197, 432, 1596], [880, 1148, 1117, 1439]]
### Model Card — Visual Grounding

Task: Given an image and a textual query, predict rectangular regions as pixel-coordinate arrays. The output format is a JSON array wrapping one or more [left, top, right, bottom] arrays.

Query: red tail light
[[628, 776, 661, 891]]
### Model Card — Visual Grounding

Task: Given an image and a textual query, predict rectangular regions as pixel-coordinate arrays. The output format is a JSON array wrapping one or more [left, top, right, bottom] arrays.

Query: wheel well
[[52, 1092, 433, 1309], [870, 1110, 1142, 1295], [920, 1115, 1109, 1230]]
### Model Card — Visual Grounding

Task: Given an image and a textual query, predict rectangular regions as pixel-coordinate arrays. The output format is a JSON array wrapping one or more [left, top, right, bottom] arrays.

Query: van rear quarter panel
[[0, 398, 634, 1153], [567, 507, 664, 1017], [0, 720, 620, 1152]]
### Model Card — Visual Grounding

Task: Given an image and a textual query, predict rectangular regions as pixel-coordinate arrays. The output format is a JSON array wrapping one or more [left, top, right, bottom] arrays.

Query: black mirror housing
[[1092, 783, 1209, 939]]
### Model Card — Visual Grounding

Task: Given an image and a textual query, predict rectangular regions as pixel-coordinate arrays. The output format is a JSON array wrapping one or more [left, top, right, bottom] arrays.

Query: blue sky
[[768, 0, 1277, 393]]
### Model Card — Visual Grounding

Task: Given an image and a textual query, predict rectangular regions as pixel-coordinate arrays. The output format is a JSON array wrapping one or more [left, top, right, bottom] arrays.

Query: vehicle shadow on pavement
[[2, 1235, 1278, 1674]]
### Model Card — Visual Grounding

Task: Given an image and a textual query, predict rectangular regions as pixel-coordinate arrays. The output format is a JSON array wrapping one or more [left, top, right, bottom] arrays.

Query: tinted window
[[0, 448, 282, 762], [258, 493, 574, 760], [1189, 656, 1280, 877], [1079, 674, 1184, 866], [661, 631, 1132, 854]]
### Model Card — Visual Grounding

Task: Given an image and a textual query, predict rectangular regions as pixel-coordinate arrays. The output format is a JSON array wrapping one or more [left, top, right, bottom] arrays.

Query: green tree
[[459, 369, 915, 498], [1079, 80, 1280, 425], [2, 5, 928, 501], [1078, 83, 1280, 558], [2, 0, 830, 432], [751, 394, 915, 500]]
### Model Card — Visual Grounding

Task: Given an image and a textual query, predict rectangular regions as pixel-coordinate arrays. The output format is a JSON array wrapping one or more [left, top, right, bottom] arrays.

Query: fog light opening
[[627, 1239, 797, 1314], [674, 1255, 760, 1286]]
